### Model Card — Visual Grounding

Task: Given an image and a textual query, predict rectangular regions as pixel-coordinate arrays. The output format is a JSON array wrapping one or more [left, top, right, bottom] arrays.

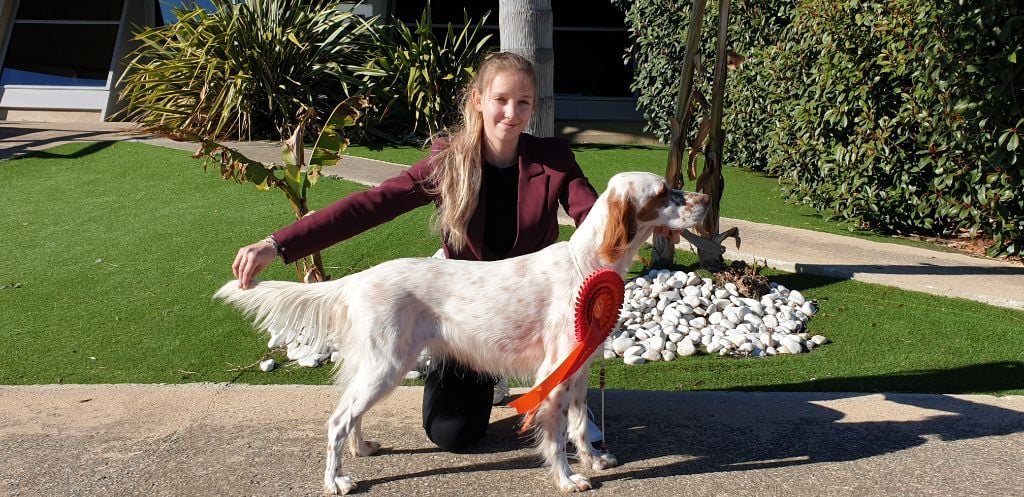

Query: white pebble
[[624, 355, 646, 365], [641, 349, 662, 362], [624, 345, 645, 357], [297, 355, 321, 367], [779, 336, 803, 354], [678, 340, 697, 356], [612, 335, 635, 354], [708, 311, 724, 325], [259, 358, 275, 372]]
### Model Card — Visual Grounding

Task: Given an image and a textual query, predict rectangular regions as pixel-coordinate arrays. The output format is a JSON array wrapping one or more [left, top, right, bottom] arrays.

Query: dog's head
[[598, 172, 709, 263]]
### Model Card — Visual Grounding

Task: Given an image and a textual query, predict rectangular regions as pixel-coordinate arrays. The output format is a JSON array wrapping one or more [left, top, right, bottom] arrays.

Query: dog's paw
[[591, 452, 619, 470], [324, 476, 356, 495], [349, 439, 381, 457], [557, 474, 592, 492]]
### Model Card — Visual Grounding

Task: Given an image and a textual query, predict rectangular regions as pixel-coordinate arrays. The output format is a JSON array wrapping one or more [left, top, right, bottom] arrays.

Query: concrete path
[[3, 384, 1023, 497]]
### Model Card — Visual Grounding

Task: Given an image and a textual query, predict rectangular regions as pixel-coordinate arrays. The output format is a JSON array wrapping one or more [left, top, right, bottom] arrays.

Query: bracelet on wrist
[[262, 236, 284, 257]]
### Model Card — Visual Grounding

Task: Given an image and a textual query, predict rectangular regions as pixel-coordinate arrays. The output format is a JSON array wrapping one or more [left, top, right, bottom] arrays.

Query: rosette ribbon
[[508, 268, 624, 429]]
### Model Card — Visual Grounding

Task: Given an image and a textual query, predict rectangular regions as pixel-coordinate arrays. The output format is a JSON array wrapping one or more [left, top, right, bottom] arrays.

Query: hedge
[[614, 0, 1022, 256]]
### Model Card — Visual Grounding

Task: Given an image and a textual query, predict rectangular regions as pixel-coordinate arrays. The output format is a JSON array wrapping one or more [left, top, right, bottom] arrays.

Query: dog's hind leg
[[566, 372, 618, 471], [347, 418, 381, 457], [536, 383, 592, 492], [323, 354, 409, 495]]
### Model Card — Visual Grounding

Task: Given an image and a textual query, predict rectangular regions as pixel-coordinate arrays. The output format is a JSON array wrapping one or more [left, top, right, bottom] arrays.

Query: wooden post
[[652, 0, 709, 267]]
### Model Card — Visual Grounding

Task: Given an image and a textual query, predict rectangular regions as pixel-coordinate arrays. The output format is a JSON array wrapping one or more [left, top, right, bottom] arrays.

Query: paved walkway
[[3, 121, 1024, 496], [3, 384, 1023, 497]]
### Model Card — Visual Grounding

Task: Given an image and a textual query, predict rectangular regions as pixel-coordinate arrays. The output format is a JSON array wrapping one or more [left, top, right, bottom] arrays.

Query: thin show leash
[[567, 238, 611, 454]]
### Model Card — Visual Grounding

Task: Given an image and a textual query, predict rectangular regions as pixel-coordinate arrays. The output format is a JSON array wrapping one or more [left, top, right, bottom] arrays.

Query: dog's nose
[[685, 191, 711, 207]]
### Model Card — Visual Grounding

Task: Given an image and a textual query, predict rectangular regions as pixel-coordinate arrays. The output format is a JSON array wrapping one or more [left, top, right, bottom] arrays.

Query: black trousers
[[421, 359, 496, 452]]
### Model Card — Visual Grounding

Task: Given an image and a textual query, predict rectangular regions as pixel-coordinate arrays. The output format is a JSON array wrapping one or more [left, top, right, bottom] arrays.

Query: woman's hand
[[232, 240, 277, 289]]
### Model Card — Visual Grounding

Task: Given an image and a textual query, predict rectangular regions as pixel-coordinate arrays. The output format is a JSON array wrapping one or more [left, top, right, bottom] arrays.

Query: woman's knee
[[424, 414, 488, 452]]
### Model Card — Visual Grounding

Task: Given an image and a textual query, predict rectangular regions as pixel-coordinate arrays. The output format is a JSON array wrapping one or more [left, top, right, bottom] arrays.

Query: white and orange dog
[[215, 172, 708, 494]]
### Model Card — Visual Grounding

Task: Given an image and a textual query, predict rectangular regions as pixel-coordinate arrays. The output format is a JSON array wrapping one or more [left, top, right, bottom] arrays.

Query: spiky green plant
[[117, 0, 382, 140], [362, 2, 493, 139]]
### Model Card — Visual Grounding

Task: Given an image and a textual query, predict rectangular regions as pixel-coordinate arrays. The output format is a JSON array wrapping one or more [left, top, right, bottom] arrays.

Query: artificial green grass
[[1, 141, 438, 385], [2, 141, 1022, 395], [345, 143, 945, 251]]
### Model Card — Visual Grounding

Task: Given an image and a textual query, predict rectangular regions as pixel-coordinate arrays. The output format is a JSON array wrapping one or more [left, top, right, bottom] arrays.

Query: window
[[0, 0, 126, 88]]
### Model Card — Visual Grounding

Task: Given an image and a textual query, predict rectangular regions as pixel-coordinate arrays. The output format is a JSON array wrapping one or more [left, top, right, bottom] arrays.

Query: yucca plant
[[117, 0, 381, 140], [362, 2, 493, 139]]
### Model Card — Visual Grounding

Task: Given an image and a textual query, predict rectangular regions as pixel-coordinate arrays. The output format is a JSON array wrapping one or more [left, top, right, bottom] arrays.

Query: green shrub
[[615, 0, 1023, 256], [610, 0, 792, 145], [359, 3, 492, 141], [758, 0, 1023, 256], [118, 0, 379, 140]]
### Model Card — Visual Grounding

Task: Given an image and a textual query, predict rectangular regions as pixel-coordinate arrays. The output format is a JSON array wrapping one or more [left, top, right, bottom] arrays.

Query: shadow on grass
[[569, 143, 667, 152], [3, 140, 118, 161], [724, 361, 1024, 395], [588, 364, 1024, 484], [796, 262, 1024, 279]]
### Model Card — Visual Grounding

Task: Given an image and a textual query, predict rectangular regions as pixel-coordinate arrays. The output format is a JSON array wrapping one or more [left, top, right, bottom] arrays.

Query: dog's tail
[[214, 279, 350, 358]]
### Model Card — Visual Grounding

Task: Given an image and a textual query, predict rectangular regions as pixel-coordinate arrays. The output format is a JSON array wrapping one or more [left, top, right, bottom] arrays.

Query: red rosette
[[574, 268, 626, 344], [508, 268, 625, 420]]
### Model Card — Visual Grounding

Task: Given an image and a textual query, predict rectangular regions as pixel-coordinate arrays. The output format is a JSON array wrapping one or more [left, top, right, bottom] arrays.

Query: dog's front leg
[[537, 384, 592, 492], [566, 372, 618, 471]]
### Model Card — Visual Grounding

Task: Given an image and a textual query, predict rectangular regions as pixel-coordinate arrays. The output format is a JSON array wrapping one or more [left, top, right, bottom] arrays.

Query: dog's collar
[[567, 237, 587, 280]]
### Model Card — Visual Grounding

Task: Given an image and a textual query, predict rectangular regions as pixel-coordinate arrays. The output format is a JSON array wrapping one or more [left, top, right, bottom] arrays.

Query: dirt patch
[[901, 233, 1023, 265], [712, 260, 772, 299]]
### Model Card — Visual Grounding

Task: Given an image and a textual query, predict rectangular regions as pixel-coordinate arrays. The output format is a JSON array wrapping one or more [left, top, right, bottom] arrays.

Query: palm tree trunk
[[499, 0, 554, 137]]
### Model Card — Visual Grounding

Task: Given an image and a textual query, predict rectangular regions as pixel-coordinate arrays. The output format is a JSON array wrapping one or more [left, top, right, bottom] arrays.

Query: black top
[[482, 161, 519, 258]]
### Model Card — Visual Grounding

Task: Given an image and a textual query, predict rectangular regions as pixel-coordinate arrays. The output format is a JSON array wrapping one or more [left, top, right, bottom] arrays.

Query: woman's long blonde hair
[[424, 52, 537, 252]]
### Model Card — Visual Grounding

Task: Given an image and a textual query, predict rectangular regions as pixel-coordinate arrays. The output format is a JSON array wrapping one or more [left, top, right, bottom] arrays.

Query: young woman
[[231, 52, 600, 452]]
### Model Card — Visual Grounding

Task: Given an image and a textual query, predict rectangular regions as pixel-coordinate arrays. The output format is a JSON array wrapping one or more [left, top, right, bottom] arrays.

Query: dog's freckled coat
[[214, 172, 708, 494]]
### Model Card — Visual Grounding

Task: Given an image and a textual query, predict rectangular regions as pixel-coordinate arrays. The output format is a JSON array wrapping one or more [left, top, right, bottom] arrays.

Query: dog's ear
[[599, 192, 637, 264]]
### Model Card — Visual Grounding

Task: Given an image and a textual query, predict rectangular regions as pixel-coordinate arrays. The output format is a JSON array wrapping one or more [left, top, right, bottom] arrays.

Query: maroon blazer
[[272, 134, 599, 263]]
